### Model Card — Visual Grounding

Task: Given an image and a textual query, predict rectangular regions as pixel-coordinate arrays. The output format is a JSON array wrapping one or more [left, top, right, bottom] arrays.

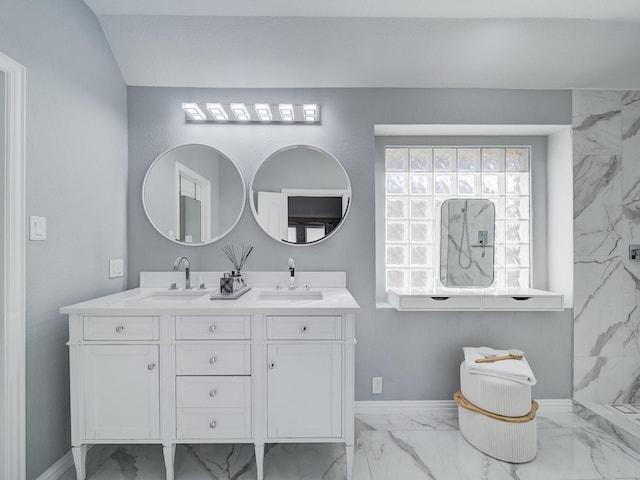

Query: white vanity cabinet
[[266, 315, 344, 439], [83, 344, 160, 440], [62, 278, 359, 480], [267, 343, 342, 438], [174, 315, 253, 443]]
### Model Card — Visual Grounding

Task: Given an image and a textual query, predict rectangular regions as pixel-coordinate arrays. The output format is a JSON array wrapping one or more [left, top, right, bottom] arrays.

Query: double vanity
[[62, 271, 359, 480]]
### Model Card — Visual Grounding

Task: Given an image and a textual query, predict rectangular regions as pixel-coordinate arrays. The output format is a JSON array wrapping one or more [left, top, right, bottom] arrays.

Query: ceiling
[[82, 0, 640, 89]]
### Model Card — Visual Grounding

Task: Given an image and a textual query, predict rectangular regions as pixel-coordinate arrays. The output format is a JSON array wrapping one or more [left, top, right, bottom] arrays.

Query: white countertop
[[60, 286, 360, 315]]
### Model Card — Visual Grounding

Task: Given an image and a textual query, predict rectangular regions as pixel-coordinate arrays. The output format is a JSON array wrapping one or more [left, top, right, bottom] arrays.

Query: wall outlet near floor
[[109, 259, 124, 279], [372, 376, 383, 395]]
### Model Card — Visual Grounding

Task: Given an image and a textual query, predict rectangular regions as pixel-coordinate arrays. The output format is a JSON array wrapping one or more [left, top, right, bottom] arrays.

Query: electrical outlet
[[109, 259, 124, 279], [372, 376, 383, 395]]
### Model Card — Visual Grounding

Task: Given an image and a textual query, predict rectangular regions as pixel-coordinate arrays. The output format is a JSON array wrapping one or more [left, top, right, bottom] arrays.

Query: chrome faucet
[[173, 256, 191, 289], [288, 257, 296, 290]]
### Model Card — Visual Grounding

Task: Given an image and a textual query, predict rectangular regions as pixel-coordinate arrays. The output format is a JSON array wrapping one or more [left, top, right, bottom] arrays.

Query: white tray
[[210, 286, 251, 300]]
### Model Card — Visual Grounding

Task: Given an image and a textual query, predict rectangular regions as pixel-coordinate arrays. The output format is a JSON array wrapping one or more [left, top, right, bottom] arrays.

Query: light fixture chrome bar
[[182, 102, 206, 121]]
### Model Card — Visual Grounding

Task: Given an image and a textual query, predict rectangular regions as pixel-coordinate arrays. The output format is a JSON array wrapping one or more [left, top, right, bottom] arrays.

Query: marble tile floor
[[63, 410, 640, 480]]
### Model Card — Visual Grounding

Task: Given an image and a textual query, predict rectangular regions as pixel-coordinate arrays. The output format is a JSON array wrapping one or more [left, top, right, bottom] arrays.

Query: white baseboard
[[35, 451, 74, 480], [36, 446, 94, 480], [354, 399, 573, 415]]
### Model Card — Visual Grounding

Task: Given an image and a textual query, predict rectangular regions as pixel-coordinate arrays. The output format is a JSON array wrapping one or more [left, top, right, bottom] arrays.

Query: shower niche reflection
[[440, 198, 495, 287]]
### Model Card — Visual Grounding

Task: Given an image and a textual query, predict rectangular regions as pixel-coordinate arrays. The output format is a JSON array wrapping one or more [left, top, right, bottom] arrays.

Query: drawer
[[177, 408, 251, 439], [481, 295, 563, 310], [176, 315, 251, 340], [395, 295, 481, 310], [176, 344, 250, 375], [83, 316, 159, 341], [176, 376, 251, 408], [267, 316, 342, 340]]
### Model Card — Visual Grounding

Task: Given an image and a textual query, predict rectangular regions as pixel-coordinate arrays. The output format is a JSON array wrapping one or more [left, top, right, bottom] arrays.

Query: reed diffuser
[[222, 244, 253, 289]]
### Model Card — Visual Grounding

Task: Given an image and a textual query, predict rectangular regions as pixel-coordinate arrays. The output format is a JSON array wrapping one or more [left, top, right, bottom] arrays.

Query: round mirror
[[142, 144, 246, 245], [250, 145, 351, 245]]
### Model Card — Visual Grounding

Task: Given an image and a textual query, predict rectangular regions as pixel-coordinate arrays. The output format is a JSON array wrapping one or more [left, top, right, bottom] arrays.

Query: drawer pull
[[115, 325, 125, 332], [147, 362, 156, 370], [209, 356, 216, 365], [268, 362, 275, 369], [431, 297, 450, 301], [300, 325, 309, 332], [209, 324, 216, 332], [511, 297, 531, 301], [209, 389, 217, 398], [209, 420, 217, 429]]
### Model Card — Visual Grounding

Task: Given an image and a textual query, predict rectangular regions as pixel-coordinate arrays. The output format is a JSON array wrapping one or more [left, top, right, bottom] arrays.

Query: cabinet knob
[[147, 363, 156, 370], [209, 389, 217, 398], [300, 325, 308, 332], [209, 324, 216, 332], [209, 356, 216, 365], [268, 362, 275, 369], [209, 420, 217, 429], [115, 326, 124, 332]]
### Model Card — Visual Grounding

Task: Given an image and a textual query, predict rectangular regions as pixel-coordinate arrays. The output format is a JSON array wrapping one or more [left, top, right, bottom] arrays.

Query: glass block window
[[384, 146, 531, 291]]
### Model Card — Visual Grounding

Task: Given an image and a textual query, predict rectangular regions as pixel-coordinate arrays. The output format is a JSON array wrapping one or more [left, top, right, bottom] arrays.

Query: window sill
[[387, 288, 563, 311]]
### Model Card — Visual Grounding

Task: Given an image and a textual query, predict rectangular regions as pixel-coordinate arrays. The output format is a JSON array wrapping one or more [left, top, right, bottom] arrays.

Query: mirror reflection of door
[[286, 195, 345, 244], [176, 162, 210, 243], [257, 191, 288, 241]]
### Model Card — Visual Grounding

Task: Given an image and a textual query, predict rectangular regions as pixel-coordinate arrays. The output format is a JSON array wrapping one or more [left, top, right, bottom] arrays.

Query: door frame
[[0, 50, 26, 480]]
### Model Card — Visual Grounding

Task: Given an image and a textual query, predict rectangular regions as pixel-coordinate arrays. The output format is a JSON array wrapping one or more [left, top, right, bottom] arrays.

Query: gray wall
[[128, 87, 574, 401], [0, 69, 5, 474], [0, 1, 128, 478]]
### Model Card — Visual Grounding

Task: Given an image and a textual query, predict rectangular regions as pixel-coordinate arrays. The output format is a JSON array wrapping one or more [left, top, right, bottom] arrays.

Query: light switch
[[29, 216, 47, 241], [109, 259, 124, 279]]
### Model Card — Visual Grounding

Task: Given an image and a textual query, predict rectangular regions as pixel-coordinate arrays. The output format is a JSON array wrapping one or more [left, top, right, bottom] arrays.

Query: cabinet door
[[267, 344, 341, 438], [83, 345, 160, 440]]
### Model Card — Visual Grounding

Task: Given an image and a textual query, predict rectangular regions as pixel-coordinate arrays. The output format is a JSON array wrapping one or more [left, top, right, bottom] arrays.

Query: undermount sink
[[259, 289, 323, 301], [137, 290, 208, 302]]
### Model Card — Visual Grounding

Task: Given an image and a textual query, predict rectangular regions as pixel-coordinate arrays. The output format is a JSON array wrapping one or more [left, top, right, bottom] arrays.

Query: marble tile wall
[[573, 90, 640, 404]]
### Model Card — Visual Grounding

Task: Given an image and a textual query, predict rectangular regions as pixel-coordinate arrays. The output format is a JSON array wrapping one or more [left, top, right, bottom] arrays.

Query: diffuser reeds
[[222, 244, 253, 274]]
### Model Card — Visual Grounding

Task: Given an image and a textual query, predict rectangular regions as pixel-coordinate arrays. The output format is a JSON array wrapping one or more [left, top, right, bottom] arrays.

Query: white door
[[83, 345, 160, 440], [257, 191, 288, 241], [267, 344, 342, 438]]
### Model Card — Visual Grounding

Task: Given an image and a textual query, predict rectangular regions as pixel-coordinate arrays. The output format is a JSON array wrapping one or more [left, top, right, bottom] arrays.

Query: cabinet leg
[[255, 444, 265, 480], [163, 444, 176, 480], [71, 445, 87, 480], [345, 444, 354, 480]]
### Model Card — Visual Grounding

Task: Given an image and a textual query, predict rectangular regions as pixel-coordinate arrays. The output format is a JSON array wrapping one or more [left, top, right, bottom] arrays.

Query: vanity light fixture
[[182, 103, 206, 121], [206, 103, 228, 121], [279, 104, 295, 122], [230, 103, 250, 121], [255, 103, 273, 121], [182, 103, 320, 124], [303, 104, 319, 122]]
